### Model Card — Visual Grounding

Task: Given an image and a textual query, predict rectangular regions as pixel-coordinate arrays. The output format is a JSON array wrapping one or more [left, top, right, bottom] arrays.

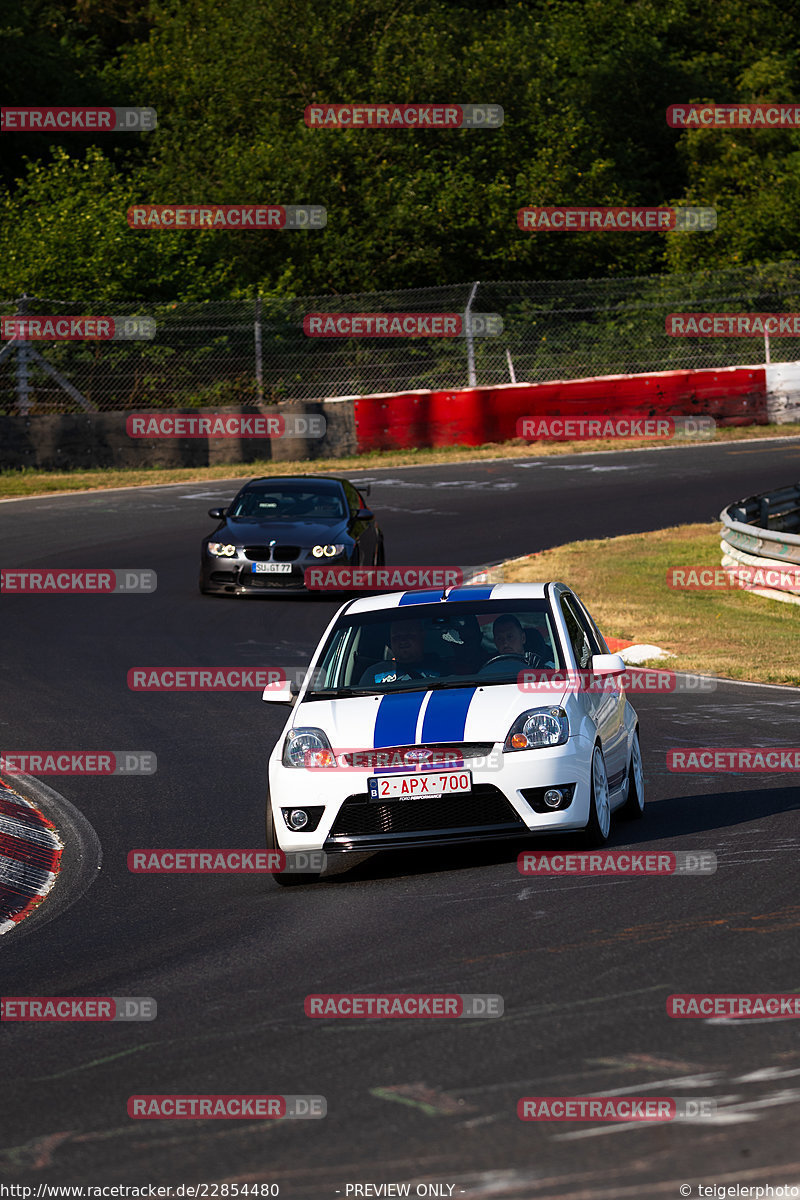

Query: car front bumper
[[201, 557, 350, 595], [202, 560, 309, 594], [268, 736, 596, 854]]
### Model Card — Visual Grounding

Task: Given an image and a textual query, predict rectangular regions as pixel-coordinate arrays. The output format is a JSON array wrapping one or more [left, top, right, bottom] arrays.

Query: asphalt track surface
[[2, 438, 800, 1197]]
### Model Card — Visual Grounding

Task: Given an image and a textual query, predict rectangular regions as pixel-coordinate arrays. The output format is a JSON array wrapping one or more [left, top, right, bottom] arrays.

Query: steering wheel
[[480, 653, 529, 669]]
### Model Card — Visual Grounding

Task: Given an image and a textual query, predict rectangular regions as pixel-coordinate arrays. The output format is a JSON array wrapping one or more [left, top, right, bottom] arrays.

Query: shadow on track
[[266, 784, 799, 889]]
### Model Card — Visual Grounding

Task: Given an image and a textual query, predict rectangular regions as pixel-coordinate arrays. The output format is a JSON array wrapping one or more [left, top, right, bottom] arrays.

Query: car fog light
[[543, 789, 563, 809], [288, 809, 309, 830]]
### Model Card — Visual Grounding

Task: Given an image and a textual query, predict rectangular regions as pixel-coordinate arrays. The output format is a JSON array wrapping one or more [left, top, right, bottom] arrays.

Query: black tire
[[618, 728, 645, 820], [266, 790, 321, 886], [580, 744, 612, 848], [376, 539, 385, 567]]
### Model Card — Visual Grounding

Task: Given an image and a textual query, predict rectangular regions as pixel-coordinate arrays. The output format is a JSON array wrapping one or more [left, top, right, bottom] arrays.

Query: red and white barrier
[[766, 362, 800, 423], [353, 365, 770, 451], [0, 779, 62, 934]]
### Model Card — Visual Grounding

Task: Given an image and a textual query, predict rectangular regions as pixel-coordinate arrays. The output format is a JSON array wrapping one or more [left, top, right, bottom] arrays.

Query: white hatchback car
[[264, 582, 644, 883]]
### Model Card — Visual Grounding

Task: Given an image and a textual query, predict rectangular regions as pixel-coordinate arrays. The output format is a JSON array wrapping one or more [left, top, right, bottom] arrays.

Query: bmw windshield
[[228, 482, 347, 521], [304, 600, 564, 698]]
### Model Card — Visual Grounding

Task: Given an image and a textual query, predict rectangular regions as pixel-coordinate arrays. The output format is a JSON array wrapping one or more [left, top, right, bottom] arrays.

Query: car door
[[560, 593, 627, 793]]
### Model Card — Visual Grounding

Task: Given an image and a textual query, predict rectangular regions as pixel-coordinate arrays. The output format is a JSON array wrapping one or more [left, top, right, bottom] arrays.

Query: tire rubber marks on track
[[354, 477, 518, 491], [370, 1084, 477, 1117]]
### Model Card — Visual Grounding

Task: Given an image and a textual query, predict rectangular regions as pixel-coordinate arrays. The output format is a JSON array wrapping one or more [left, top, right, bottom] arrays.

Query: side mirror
[[208, 507, 227, 520], [262, 680, 301, 705], [590, 653, 626, 676], [354, 508, 374, 521]]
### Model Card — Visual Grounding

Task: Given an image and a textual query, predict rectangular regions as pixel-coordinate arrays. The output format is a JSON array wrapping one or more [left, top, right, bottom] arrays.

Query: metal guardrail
[[720, 483, 800, 603]]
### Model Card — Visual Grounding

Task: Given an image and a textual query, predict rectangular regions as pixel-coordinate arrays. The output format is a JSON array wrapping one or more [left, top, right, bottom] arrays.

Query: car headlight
[[311, 544, 345, 558], [207, 543, 238, 557], [504, 707, 569, 751], [282, 727, 336, 768]]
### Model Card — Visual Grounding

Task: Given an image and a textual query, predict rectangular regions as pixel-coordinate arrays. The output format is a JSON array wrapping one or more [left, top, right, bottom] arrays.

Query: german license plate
[[368, 770, 472, 801], [252, 562, 292, 574]]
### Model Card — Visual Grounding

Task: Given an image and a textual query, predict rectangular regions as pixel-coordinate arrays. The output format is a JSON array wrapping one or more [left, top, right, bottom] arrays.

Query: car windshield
[[304, 599, 564, 697], [228, 483, 347, 521]]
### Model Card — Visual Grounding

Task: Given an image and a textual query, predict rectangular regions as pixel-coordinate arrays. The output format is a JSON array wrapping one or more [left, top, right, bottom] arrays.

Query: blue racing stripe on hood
[[420, 687, 476, 743], [398, 590, 445, 605], [374, 691, 427, 748], [445, 585, 494, 603]]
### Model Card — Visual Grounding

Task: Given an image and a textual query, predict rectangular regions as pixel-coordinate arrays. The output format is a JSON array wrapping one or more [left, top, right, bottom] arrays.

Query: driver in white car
[[492, 614, 528, 657], [361, 619, 443, 684]]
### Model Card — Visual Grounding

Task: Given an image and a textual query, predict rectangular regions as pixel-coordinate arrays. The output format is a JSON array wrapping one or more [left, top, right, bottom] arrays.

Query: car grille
[[326, 784, 525, 840], [244, 545, 301, 562], [242, 570, 303, 589], [340, 743, 495, 770]]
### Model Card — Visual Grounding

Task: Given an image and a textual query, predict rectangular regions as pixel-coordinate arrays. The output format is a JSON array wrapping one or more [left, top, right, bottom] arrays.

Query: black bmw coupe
[[199, 475, 385, 596]]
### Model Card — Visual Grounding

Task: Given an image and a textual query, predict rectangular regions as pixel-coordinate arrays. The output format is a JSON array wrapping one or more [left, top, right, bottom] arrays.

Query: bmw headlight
[[283, 727, 336, 768], [311, 544, 345, 558], [504, 707, 569, 751], [207, 543, 238, 557]]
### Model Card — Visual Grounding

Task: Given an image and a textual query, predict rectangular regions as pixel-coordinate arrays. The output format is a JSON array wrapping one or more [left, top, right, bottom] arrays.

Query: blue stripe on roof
[[445, 585, 494, 603], [420, 687, 476, 744], [373, 691, 427, 748], [398, 589, 445, 606]]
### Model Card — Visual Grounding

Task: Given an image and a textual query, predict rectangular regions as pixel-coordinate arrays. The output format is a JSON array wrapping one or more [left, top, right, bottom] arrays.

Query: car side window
[[560, 595, 594, 669], [572, 597, 609, 655], [342, 482, 360, 518]]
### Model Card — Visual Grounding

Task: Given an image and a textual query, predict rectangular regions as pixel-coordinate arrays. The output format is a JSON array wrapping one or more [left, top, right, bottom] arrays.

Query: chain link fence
[[3, 261, 800, 414]]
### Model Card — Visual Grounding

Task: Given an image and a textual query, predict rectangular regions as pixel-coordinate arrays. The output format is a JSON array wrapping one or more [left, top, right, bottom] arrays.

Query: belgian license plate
[[252, 562, 292, 574], [368, 770, 472, 801]]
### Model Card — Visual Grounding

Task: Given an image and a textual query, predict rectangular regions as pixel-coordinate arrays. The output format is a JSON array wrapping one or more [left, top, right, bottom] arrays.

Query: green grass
[[504, 522, 800, 686]]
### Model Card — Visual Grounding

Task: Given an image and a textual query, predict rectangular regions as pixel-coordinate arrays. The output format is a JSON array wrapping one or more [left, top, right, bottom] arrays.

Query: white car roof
[[344, 581, 554, 615]]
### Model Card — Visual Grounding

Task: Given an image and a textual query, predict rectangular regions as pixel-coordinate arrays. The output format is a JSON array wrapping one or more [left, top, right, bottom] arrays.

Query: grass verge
[[1, 424, 800, 500], [502, 522, 800, 687]]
